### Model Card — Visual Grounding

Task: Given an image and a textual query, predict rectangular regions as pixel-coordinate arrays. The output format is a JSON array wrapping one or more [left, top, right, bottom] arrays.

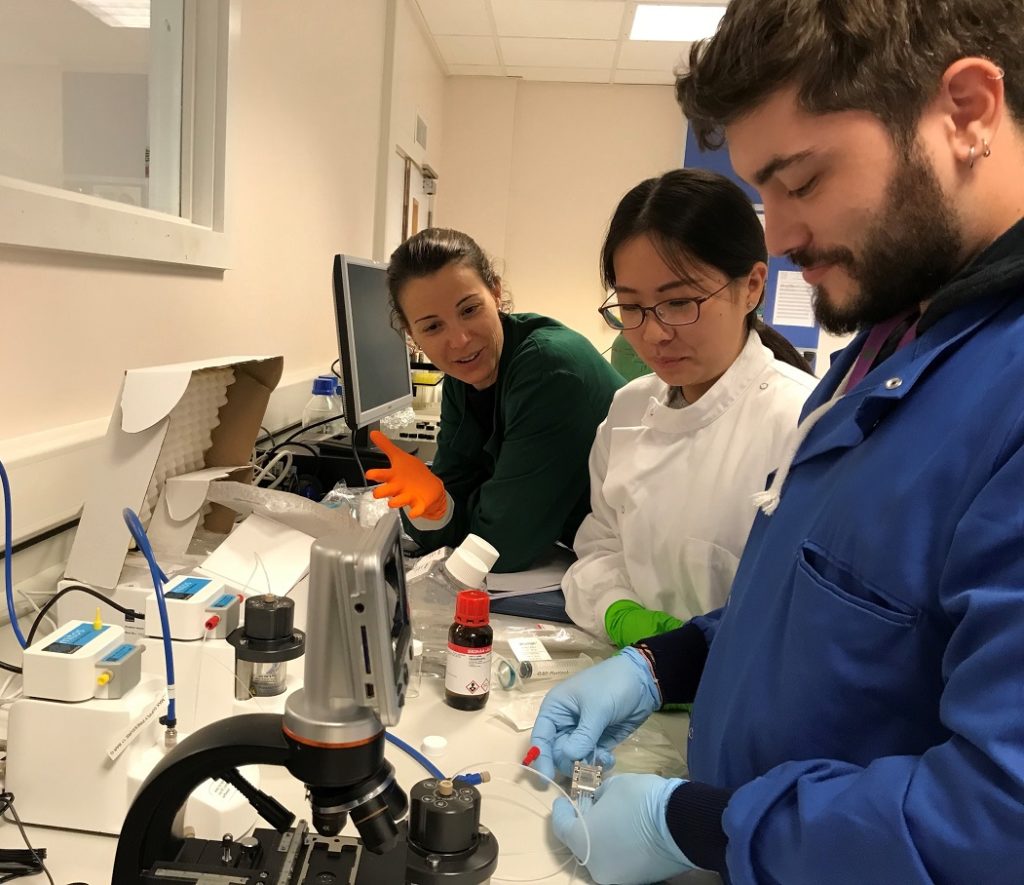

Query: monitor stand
[[286, 423, 421, 493]]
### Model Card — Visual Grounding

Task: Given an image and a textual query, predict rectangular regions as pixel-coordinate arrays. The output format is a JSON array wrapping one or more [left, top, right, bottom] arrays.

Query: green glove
[[604, 599, 684, 649]]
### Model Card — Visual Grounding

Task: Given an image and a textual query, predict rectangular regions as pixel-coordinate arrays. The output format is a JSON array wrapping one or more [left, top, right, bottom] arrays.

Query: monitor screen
[[333, 255, 413, 430]]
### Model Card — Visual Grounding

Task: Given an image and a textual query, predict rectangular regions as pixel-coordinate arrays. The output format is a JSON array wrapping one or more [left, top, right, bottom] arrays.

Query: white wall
[[435, 77, 518, 269], [381, 0, 447, 259], [0, 0, 388, 542], [436, 79, 686, 353]]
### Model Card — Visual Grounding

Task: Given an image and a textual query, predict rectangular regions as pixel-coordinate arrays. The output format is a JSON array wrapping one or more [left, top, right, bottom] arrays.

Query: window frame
[[0, 0, 237, 269]]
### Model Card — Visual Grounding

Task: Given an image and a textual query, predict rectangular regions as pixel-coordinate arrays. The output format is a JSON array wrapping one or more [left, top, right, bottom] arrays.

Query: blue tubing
[[0, 459, 26, 648], [122, 508, 176, 726], [385, 731, 445, 780]]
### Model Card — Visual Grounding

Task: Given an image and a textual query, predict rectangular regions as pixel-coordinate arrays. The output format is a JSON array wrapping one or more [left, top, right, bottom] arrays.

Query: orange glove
[[365, 430, 448, 520]]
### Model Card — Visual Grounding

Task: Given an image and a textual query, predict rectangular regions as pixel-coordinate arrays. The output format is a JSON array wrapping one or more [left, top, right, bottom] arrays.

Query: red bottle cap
[[454, 590, 490, 627]]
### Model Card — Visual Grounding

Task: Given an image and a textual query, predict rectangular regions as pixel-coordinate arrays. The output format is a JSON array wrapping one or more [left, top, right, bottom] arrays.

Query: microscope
[[111, 512, 498, 884]]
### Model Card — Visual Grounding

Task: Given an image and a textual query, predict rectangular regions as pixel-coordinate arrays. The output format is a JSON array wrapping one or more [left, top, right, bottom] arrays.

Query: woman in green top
[[367, 228, 623, 573]]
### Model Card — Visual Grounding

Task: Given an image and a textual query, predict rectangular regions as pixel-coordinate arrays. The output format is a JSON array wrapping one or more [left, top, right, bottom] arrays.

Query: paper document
[[486, 546, 576, 597], [200, 513, 314, 596], [772, 270, 816, 328]]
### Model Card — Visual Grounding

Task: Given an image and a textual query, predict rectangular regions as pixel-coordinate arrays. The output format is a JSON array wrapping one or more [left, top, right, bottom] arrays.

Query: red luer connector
[[205, 615, 220, 631], [522, 746, 541, 767]]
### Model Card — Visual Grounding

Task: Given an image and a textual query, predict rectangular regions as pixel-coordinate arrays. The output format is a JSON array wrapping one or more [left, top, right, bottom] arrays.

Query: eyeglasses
[[598, 280, 733, 331]]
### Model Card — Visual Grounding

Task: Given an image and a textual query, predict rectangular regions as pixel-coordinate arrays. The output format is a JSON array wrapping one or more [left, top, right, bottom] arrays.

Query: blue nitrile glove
[[552, 774, 696, 885], [529, 648, 660, 779]]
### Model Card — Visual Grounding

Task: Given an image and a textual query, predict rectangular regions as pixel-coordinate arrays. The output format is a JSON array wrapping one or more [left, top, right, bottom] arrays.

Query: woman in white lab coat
[[563, 168, 818, 648]]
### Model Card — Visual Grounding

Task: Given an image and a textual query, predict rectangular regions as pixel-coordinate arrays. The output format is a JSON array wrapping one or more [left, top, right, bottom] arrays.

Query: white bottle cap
[[444, 549, 490, 590], [458, 534, 500, 571], [421, 735, 448, 757]]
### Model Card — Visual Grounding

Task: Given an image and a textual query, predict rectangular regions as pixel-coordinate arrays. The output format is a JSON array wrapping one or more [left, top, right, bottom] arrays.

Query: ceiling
[[411, 0, 706, 85], [0, 0, 148, 70]]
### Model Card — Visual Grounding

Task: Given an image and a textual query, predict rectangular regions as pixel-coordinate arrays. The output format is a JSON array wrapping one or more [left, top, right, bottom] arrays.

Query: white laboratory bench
[[0, 569, 720, 884]]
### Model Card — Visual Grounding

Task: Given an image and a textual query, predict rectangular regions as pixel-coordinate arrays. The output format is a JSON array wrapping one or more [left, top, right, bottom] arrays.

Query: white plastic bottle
[[301, 375, 344, 438], [436, 534, 500, 593]]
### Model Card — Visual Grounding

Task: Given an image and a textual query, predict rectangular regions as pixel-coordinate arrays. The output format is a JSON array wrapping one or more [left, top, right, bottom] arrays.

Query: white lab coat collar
[[642, 331, 775, 435]]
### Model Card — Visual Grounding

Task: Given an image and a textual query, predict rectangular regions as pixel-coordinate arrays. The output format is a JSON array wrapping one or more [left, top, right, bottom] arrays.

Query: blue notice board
[[682, 129, 820, 352]]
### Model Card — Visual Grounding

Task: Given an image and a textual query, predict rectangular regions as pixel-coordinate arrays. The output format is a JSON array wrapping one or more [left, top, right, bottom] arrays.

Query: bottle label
[[445, 643, 492, 695]]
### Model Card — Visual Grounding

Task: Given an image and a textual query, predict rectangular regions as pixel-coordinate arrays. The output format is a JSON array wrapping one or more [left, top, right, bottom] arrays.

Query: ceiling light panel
[[630, 4, 726, 42], [70, 0, 151, 28]]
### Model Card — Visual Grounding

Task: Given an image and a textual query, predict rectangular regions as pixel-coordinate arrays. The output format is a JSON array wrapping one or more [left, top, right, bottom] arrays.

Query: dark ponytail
[[747, 315, 813, 373], [602, 168, 813, 375]]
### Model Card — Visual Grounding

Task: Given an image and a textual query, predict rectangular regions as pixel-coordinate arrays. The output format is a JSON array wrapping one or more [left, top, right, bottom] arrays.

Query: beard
[[791, 143, 965, 335]]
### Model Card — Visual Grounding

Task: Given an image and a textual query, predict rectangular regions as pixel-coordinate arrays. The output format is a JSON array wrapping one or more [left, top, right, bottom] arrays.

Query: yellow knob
[[97, 671, 112, 686]]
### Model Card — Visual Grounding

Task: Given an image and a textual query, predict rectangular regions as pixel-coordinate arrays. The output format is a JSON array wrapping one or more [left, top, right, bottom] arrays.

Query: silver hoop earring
[[983, 138, 992, 158], [968, 145, 976, 169]]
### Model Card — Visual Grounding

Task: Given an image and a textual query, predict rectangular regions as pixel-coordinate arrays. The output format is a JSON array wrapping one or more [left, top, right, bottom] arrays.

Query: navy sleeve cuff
[[665, 780, 732, 874], [633, 622, 709, 705]]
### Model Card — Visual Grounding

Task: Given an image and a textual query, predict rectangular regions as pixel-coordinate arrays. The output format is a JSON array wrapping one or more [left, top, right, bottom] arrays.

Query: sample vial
[[444, 590, 493, 711]]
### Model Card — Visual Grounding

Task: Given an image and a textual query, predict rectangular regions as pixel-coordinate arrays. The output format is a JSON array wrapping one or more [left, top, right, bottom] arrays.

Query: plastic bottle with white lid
[[437, 534, 500, 592], [301, 375, 344, 438]]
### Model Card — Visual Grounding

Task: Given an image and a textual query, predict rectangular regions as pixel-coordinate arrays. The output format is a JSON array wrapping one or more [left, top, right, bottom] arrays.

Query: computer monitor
[[332, 254, 414, 442]]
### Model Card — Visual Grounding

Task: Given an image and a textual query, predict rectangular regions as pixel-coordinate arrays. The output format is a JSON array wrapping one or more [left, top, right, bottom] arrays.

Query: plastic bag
[[321, 481, 391, 528], [206, 480, 355, 539], [492, 622, 612, 659], [613, 714, 689, 779], [379, 406, 417, 433]]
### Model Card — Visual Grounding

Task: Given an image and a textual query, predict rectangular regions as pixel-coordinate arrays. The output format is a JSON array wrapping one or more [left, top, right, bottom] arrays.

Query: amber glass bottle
[[444, 590, 492, 711]]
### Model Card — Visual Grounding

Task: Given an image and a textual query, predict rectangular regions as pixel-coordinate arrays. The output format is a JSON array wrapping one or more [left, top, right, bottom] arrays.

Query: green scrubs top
[[404, 312, 624, 572], [610, 333, 652, 381]]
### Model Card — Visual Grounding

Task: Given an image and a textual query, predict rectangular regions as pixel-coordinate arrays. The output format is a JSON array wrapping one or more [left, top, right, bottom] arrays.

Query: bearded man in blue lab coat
[[528, 2, 1024, 883]]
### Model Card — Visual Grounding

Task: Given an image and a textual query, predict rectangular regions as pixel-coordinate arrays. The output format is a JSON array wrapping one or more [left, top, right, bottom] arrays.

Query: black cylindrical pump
[[227, 595, 305, 699]]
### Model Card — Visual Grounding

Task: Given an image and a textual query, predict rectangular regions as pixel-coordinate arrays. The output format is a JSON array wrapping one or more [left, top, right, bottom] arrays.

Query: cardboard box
[[146, 465, 252, 554], [64, 356, 283, 590]]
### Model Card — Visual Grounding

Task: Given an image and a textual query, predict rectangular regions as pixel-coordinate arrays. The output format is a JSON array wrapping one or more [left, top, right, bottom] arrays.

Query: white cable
[[255, 552, 273, 595], [239, 559, 261, 597], [0, 689, 23, 706], [453, 759, 591, 883], [15, 588, 56, 636], [0, 673, 19, 699], [196, 645, 275, 711], [192, 628, 211, 729], [253, 450, 292, 487], [265, 452, 294, 490]]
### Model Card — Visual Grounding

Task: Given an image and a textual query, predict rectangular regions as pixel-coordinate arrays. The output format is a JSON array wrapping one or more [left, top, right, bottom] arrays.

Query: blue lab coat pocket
[[771, 543, 933, 763], [798, 541, 919, 627]]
